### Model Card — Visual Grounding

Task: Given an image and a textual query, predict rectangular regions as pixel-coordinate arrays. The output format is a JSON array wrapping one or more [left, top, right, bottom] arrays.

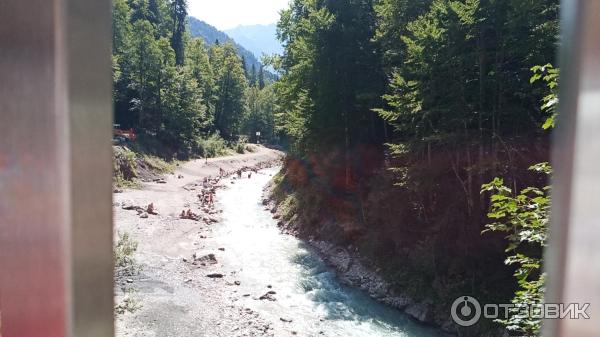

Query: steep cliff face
[[269, 138, 548, 335]]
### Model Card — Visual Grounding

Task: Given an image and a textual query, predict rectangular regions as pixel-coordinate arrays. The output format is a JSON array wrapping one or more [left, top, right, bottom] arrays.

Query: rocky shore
[[263, 183, 507, 337], [114, 146, 286, 337]]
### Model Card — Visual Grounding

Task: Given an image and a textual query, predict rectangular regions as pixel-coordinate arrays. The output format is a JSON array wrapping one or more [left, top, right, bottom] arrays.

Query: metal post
[[0, 1, 113, 337], [544, 1, 600, 336]]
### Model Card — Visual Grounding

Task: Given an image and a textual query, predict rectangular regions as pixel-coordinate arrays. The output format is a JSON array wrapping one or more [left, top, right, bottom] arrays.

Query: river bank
[[113, 146, 284, 337], [263, 178, 507, 337], [114, 146, 450, 337]]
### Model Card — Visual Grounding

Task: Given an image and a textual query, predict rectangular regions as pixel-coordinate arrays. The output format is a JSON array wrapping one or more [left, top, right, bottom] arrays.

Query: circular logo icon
[[451, 296, 481, 326]]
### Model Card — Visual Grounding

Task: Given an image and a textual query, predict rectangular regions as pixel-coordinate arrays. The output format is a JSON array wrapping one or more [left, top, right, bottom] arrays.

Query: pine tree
[[258, 65, 265, 89], [240, 55, 248, 80], [250, 63, 257, 86], [170, 0, 187, 65]]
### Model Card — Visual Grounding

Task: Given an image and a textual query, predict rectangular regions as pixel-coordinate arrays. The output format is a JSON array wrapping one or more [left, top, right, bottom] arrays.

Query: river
[[214, 167, 446, 337]]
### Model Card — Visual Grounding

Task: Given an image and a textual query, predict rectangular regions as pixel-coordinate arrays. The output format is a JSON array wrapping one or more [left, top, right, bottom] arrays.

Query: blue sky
[[188, 0, 290, 30]]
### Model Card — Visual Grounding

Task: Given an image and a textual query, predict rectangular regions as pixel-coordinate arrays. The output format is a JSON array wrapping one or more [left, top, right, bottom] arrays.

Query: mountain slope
[[225, 24, 283, 58], [187, 17, 272, 78]]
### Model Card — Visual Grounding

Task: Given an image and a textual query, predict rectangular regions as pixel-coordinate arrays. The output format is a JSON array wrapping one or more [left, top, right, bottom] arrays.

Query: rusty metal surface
[[544, 1, 600, 336], [0, 1, 113, 337]]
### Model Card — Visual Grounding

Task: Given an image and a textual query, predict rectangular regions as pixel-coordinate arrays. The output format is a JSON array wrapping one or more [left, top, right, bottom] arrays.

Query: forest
[[112, 0, 276, 159], [270, 0, 558, 336], [112, 0, 558, 336]]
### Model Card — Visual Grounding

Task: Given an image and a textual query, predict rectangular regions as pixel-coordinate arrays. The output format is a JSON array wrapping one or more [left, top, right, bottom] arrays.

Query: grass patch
[[278, 193, 298, 222], [115, 288, 142, 315], [141, 154, 177, 174]]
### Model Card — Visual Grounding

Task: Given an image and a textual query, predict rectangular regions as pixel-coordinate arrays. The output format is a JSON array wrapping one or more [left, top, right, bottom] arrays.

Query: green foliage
[[482, 65, 558, 336], [235, 141, 247, 154], [194, 134, 228, 158], [114, 231, 141, 277], [274, 0, 386, 155], [481, 168, 550, 336], [211, 42, 249, 140], [113, 146, 139, 188], [112, 0, 276, 160], [115, 289, 143, 315], [170, 0, 187, 65], [374, 0, 559, 141], [530, 64, 559, 130], [242, 84, 277, 143], [141, 154, 177, 174]]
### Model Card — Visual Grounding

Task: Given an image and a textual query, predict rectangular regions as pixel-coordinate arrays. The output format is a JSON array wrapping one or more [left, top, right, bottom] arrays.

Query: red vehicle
[[113, 124, 136, 143]]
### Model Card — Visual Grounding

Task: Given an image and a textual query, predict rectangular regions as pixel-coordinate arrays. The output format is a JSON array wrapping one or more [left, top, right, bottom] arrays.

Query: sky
[[187, 0, 290, 30]]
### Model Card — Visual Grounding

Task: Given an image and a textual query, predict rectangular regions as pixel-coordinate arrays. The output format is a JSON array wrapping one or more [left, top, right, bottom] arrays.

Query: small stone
[[126, 279, 133, 283], [280, 317, 293, 323], [193, 252, 218, 264], [234, 281, 241, 286], [121, 200, 137, 210], [206, 273, 224, 278], [218, 247, 225, 251], [259, 292, 276, 301]]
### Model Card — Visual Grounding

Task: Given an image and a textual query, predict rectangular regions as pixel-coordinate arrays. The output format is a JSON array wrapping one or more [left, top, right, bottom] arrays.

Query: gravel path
[[114, 146, 284, 337]]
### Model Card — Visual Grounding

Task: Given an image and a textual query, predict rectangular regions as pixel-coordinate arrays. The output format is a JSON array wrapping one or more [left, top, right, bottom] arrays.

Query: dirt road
[[113, 146, 284, 337]]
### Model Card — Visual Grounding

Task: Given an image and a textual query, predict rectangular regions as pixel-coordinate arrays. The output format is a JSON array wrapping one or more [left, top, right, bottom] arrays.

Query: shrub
[[194, 134, 228, 158], [235, 142, 246, 154], [114, 231, 140, 277], [113, 146, 139, 187]]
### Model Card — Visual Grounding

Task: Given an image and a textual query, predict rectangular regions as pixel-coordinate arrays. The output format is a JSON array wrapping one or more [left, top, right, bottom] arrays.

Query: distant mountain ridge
[[225, 24, 283, 59], [187, 17, 275, 80]]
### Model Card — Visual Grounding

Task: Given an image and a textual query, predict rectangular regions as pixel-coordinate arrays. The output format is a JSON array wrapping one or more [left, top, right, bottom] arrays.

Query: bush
[[114, 231, 140, 277], [114, 146, 139, 188], [233, 136, 249, 154], [235, 142, 246, 154], [194, 134, 228, 158]]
